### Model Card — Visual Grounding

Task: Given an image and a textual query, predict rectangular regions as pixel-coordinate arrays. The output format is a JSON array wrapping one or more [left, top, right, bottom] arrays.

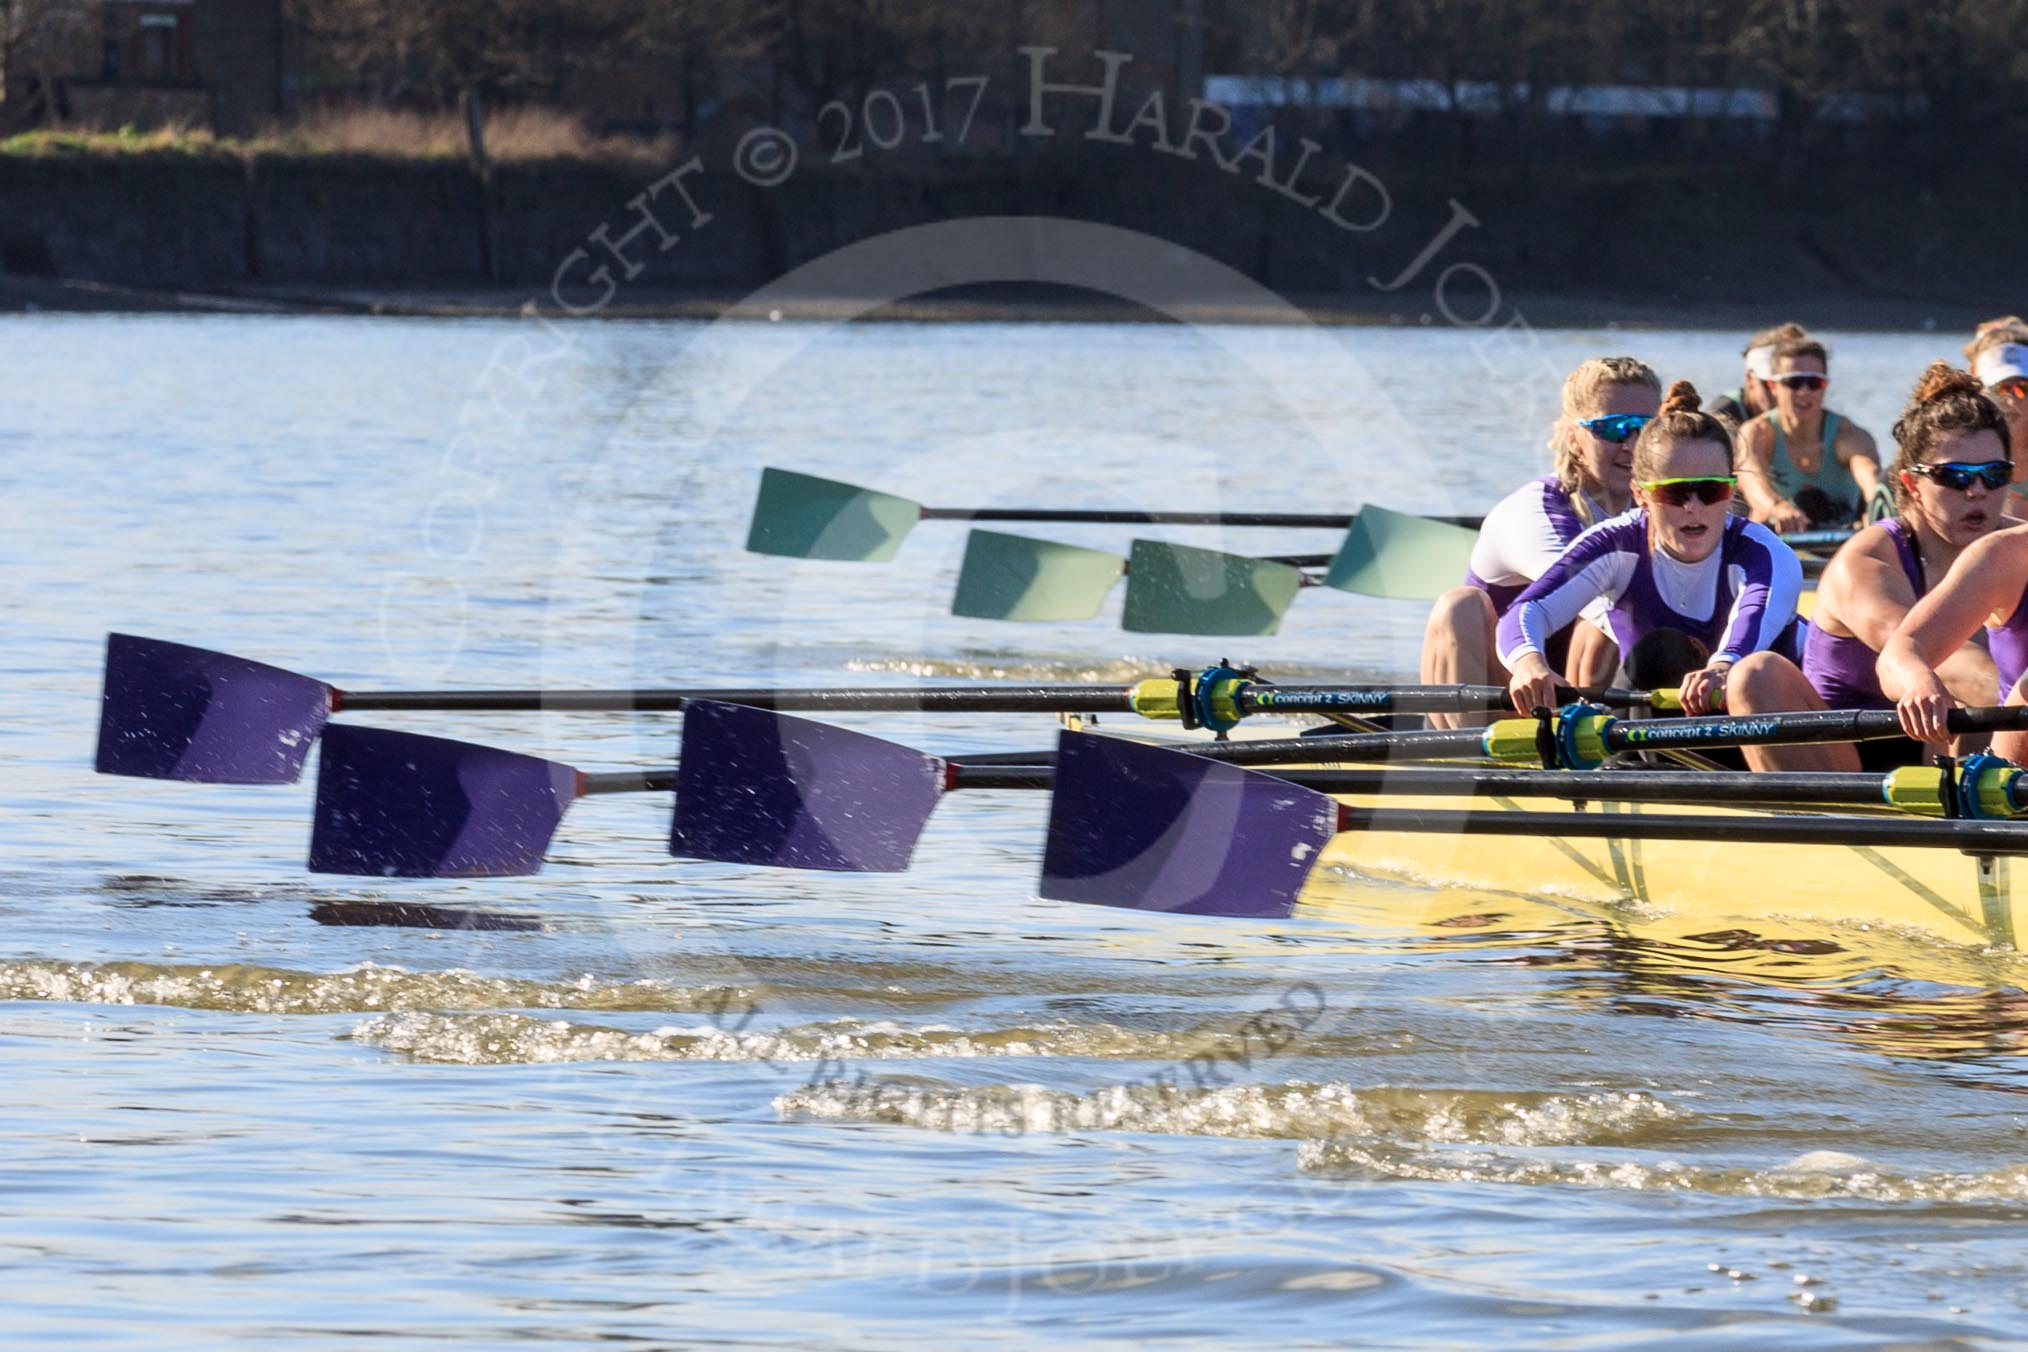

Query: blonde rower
[[1418, 357, 1655, 728]]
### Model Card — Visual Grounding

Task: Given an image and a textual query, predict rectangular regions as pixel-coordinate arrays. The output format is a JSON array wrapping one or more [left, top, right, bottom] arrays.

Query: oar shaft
[[1269, 765, 1895, 806], [1175, 706, 2028, 767], [339, 686, 1143, 714], [946, 763, 1909, 809], [1330, 804, 2028, 853], [1234, 684, 1654, 716], [922, 507, 1358, 528], [1780, 528, 1855, 551], [1600, 705, 2021, 754], [580, 769, 677, 795]]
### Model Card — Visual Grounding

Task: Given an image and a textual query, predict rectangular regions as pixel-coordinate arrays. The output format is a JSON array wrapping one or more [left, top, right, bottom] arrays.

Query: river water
[[5, 311, 2028, 1348]]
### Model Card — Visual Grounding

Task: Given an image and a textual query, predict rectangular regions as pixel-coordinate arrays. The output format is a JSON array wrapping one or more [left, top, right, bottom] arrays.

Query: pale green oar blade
[[745, 467, 923, 561], [1121, 541, 1304, 636], [1323, 505, 1478, 600], [950, 530, 1126, 621]]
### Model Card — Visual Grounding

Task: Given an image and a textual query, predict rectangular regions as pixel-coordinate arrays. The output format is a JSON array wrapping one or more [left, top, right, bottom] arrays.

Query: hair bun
[[1912, 361, 1984, 407], [1659, 379, 1701, 416]]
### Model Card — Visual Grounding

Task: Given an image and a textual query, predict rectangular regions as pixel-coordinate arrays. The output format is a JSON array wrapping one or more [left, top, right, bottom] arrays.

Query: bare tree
[[0, 0, 96, 126], [286, 0, 764, 164]]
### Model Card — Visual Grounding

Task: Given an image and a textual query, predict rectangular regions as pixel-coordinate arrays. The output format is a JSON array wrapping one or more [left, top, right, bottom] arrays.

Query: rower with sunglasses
[[1501, 380, 1803, 723], [1966, 319, 2028, 508], [1707, 322, 1807, 430], [1876, 367, 2028, 762], [1736, 337, 1883, 532], [1715, 364, 2010, 773], [1419, 357, 1658, 728]]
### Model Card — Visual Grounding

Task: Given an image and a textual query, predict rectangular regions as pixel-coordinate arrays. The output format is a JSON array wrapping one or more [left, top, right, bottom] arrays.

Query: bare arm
[[1813, 534, 1914, 648], [1837, 422, 1882, 517], [1878, 529, 2028, 741], [1735, 419, 1810, 532]]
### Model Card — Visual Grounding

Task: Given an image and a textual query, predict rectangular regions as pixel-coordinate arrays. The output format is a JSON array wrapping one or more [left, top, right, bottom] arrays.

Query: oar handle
[[339, 686, 1144, 714]]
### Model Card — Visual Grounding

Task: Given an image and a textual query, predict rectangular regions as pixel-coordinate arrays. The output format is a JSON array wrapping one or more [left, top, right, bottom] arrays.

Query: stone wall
[[0, 146, 2019, 311]]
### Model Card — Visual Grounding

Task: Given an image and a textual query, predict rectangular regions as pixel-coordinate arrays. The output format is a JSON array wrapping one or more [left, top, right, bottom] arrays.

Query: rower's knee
[[1424, 586, 1495, 639], [1725, 650, 1822, 714]]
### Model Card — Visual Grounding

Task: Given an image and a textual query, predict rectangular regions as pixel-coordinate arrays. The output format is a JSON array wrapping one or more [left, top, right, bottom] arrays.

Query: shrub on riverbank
[[0, 107, 671, 167]]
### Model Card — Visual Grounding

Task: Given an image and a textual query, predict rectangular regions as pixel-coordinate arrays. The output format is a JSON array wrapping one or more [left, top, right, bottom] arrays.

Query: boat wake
[[1298, 1138, 2028, 1203], [774, 1078, 1682, 1148]]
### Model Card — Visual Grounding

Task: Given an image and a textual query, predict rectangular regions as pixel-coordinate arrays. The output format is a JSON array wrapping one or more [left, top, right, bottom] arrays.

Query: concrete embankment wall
[[0, 148, 2018, 310]]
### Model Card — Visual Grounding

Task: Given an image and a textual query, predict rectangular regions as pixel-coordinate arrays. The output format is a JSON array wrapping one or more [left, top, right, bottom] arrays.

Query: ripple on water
[[774, 1077, 1684, 1147], [1298, 1138, 2028, 1203], [0, 958, 754, 1016]]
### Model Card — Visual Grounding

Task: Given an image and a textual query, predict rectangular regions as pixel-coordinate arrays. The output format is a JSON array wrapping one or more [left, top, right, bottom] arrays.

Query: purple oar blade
[[670, 700, 946, 872], [95, 633, 333, 783], [1040, 732, 1339, 918], [308, 725, 580, 878]]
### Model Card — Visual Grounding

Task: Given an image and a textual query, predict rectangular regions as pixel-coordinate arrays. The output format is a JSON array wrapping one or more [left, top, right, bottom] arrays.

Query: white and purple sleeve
[[1713, 524, 1804, 664], [1470, 484, 1573, 587], [1496, 523, 1637, 667]]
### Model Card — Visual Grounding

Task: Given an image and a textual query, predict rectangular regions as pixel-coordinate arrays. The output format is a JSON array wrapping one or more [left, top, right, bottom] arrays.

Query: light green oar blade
[[745, 467, 923, 561], [1121, 541, 1304, 636], [1323, 505, 1477, 600], [950, 530, 1126, 621]]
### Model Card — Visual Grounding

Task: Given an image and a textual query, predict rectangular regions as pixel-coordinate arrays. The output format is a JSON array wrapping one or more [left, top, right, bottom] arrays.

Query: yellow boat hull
[[1305, 792, 2028, 952]]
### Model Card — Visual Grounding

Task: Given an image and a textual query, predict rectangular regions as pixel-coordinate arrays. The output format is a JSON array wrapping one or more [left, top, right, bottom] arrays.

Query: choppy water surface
[[7, 312, 2028, 1348]]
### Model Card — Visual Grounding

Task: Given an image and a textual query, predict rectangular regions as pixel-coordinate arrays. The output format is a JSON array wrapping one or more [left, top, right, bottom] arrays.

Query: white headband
[[1974, 342, 2028, 388], [1744, 344, 1778, 380]]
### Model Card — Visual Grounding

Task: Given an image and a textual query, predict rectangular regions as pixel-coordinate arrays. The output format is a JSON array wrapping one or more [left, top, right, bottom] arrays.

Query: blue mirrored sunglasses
[[1578, 413, 1654, 444], [1910, 461, 2014, 491]]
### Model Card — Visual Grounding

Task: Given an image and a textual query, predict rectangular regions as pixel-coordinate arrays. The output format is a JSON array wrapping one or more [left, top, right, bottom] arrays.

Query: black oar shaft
[[1268, 766, 1892, 806], [1175, 706, 2028, 767], [581, 770, 677, 795], [1330, 805, 2028, 854], [1234, 684, 1653, 716], [923, 507, 1358, 528], [339, 686, 1141, 714], [925, 507, 1485, 529], [946, 763, 1902, 809], [1602, 705, 2021, 753]]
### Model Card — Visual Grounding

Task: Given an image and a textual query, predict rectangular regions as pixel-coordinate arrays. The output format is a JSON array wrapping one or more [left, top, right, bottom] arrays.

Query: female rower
[[1707, 321, 1806, 429], [1722, 363, 2008, 771], [1874, 370, 2028, 761], [1501, 380, 1802, 724], [1418, 356, 1657, 728], [1736, 337, 1882, 532], [1965, 317, 2028, 508]]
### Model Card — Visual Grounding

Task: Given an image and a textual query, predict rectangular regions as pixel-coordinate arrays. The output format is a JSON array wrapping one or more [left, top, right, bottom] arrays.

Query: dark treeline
[[274, 0, 2028, 178]]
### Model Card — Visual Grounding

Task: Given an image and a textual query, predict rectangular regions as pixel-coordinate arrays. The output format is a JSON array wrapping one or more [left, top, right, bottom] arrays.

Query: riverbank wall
[[1, 146, 2018, 319]]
